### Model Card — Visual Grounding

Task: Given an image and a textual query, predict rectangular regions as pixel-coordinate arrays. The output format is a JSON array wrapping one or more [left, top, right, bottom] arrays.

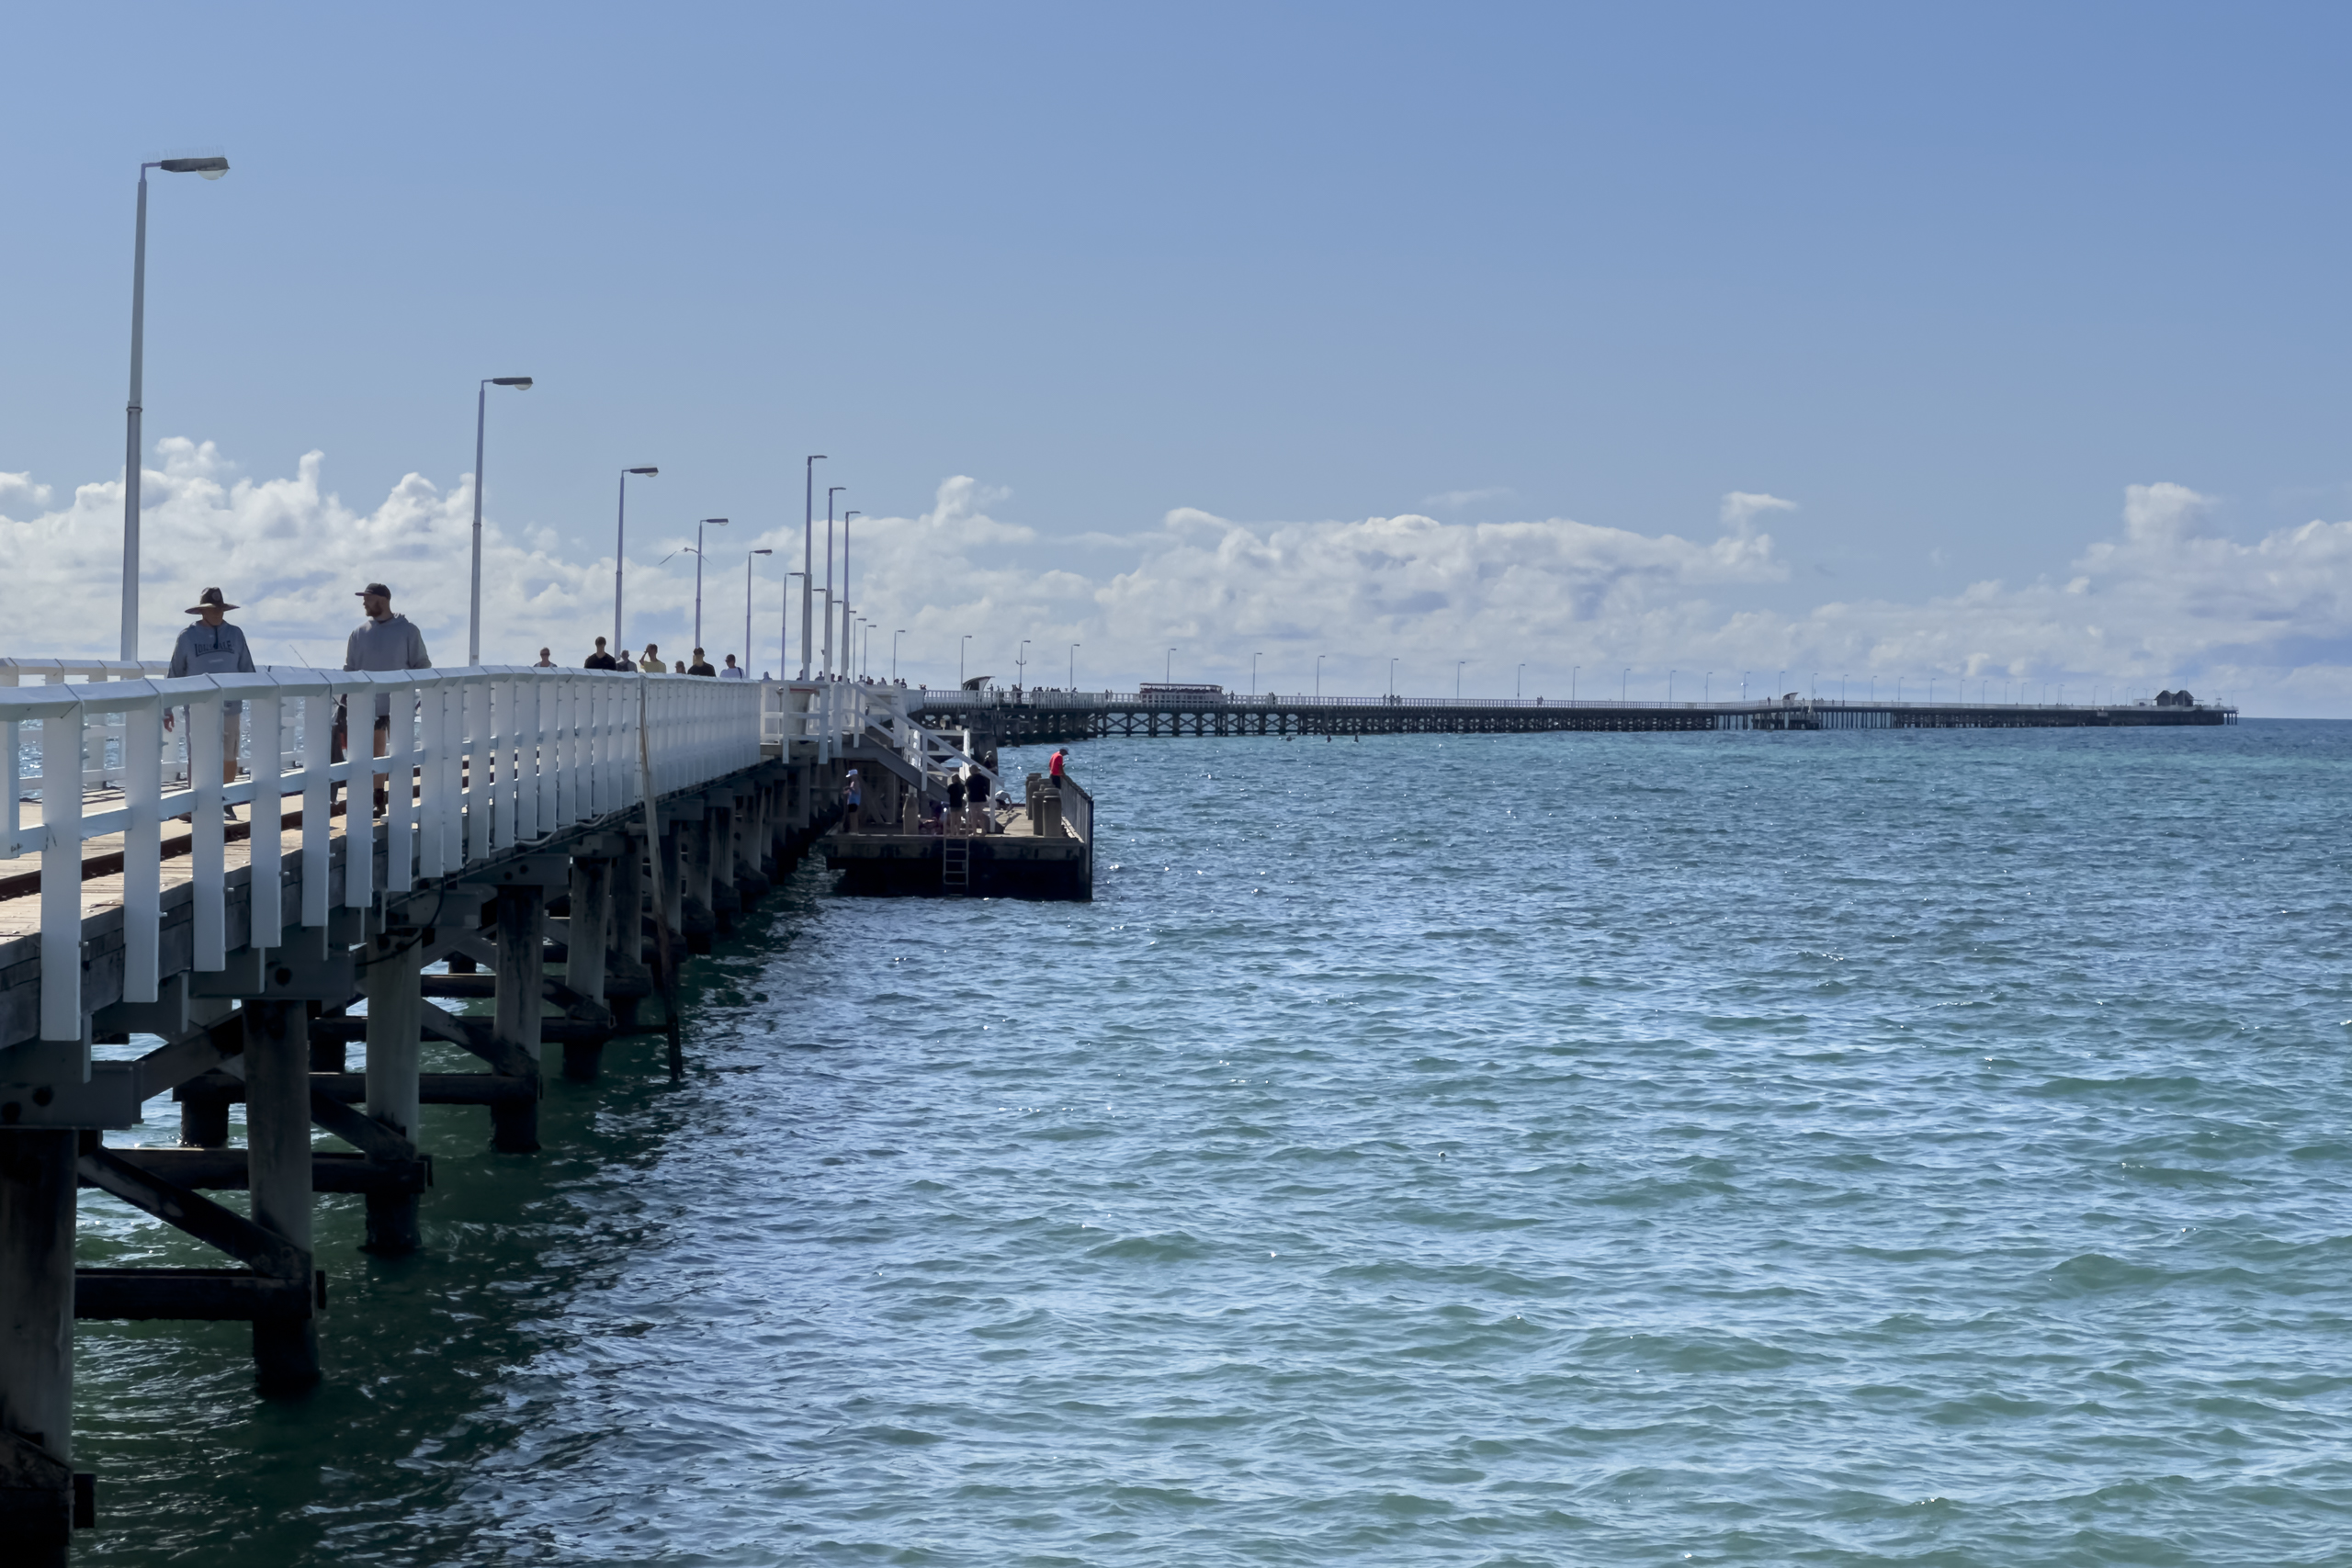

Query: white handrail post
[[300, 690, 332, 931], [244, 689, 281, 951], [190, 687, 226, 967], [38, 703, 85, 1040], [121, 693, 164, 1003], [385, 677, 415, 894]]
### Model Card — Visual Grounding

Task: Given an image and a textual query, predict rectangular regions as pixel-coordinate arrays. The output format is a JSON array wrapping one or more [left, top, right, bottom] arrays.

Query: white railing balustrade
[[4, 667, 764, 1042]]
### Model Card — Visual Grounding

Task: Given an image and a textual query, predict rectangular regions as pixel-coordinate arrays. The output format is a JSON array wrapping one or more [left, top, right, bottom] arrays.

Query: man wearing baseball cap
[[167, 586, 255, 806], [343, 582, 432, 813]]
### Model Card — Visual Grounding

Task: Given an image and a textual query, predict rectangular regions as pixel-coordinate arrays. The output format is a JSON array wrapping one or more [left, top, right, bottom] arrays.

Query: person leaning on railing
[[165, 586, 254, 814]]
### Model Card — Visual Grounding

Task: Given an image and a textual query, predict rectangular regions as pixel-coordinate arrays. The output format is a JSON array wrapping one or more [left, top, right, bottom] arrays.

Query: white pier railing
[[3, 666, 767, 1042]]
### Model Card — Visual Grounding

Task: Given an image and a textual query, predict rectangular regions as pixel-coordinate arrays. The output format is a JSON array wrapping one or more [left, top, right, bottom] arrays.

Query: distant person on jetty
[[534, 648, 556, 668], [615, 647, 637, 671], [584, 637, 617, 671], [719, 654, 747, 680], [166, 586, 254, 807], [639, 643, 661, 674], [1048, 748, 1069, 787], [843, 768, 863, 832], [688, 648, 717, 676], [343, 581, 431, 814]]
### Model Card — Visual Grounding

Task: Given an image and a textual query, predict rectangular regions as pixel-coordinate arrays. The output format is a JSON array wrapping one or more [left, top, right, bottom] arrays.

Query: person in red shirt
[[1048, 749, 1069, 784]]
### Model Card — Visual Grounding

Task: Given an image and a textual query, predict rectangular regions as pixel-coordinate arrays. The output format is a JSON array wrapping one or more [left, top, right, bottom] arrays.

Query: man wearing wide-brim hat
[[166, 587, 255, 804]]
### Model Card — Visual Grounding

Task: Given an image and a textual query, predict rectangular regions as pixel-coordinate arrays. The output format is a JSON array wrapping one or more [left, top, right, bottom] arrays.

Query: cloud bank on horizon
[[5, 441, 2350, 715]]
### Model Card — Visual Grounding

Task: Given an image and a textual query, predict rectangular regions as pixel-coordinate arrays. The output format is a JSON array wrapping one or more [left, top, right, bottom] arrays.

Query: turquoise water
[[74, 722, 2352, 1564]]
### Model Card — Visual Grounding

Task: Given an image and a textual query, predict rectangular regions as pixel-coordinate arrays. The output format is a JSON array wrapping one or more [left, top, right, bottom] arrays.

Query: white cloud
[[4, 446, 2347, 713], [1420, 486, 1516, 511], [1720, 491, 1797, 532]]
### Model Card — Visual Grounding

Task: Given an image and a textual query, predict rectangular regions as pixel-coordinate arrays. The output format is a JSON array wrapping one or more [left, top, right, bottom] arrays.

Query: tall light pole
[[691, 518, 729, 652], [1517, 662, 1526, 700], [1315, 653, 1325, 699], [1622, 668, 1630, 702], [1070, 642, 1080, 686], [120, 154, 230, 661], [744, 547, 772, 670], [1668, 669, 1676, 703], [1388, 657, 1396, 698], [896, 628, 908, 682], [823, 485, 844, 676], [467, 376, 533, 665], [839, 510, 860, 677], [1573, 666, 1579, 705], [1167, 648, 1176, 683], [1456, 660, 1466, 701], [1704, 671, 1713, 704], [1255, 651, 1265, 693], [800, 456, 825, 677], [960, 634, 973, 686], [1015, 640, 1029, 690], [614, 467, 658, 649], [785, 570, 806, 680]]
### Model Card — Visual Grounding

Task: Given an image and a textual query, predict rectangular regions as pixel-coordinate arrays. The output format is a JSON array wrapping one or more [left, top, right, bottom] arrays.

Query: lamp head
[[492, 377, 533, 389], [702, 517, 729, 527], [627, 467, 658, 476], [752, 548, 774, 556], [160, 156, 230, 179]]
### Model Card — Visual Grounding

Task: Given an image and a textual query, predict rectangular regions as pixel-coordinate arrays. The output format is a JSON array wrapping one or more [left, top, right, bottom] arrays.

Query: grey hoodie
[[345, 613, 432, 716]]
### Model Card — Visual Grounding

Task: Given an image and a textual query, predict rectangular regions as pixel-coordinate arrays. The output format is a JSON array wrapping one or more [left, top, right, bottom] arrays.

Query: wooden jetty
[[910, 685, 2238, 746], [823, 770, 1094, 899], [0, 661, 993, 1553]]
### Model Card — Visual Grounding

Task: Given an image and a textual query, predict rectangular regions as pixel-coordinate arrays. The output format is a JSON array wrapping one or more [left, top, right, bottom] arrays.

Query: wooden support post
[[561, 857, 612, 1082], [491, 888, 545, 1153], [243, 999, 320, 1394], [681, 810, 717, 951], [309, 1002, 343, 1074], [0, 1130, 77, 1551], [360, 936, 424, 1255], [660, 826, 686, 952]]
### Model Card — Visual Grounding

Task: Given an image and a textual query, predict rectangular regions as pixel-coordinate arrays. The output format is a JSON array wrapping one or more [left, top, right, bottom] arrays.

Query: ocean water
[[71, 721, 2352, 1566]]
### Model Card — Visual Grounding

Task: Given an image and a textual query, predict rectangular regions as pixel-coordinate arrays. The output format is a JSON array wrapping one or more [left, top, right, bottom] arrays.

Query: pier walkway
[[909, 686, 2237, 746], [0, 660, 1023, 1552]]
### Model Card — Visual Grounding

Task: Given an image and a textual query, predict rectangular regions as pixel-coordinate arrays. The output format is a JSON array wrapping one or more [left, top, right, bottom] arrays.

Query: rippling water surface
[[74, 722, 2352, 1565]]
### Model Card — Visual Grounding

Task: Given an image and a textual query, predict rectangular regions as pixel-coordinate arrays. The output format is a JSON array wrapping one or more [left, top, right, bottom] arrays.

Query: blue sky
[[7, 3, 2352, 708]]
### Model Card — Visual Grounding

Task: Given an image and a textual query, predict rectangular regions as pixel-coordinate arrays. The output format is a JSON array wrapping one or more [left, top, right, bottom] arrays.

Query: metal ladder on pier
[[942, 835, 971, 891]]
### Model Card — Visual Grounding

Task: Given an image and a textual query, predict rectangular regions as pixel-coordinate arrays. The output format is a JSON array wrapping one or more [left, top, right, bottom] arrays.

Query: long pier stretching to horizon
[[906, 685, 2238, 746]]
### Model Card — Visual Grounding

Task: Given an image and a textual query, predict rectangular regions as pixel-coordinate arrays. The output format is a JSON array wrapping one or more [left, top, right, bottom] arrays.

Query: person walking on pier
[[585, 636, 618, 670], [719, 654, 747, 680], [166, 586, 254, 811], [639, 642, 662, 674], [688, 648, 717, 676], [534, 647, 557, 668], [343, 581, 431, 814]]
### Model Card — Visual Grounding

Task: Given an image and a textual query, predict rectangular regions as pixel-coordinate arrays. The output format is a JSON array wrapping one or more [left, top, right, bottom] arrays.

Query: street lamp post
[[1622, 669, 1630, 702], [1316, 654, 1325, 699], [691, 518, 729, 653], [120, 154, 230, 661], [467, 376, 533, 665], [839, 511, 860, 676], [1070, 643, 1080, 687], [1388, 657, 1396, 699], [1668, 669, 1676, 703], [1456, 660, 1465, 701], [1517, 662, 1526, 700], [1017, 639, 1030, 692], [896, 629, 908, 682], [614, 467, 658, 649], [744, 547, 772, 671], [1705, 671, 1712, 704], [784, 571, 806, 679], [800, 457, 825, 677], [960, 634, 972, 686], [822, 486, 844, 676]]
